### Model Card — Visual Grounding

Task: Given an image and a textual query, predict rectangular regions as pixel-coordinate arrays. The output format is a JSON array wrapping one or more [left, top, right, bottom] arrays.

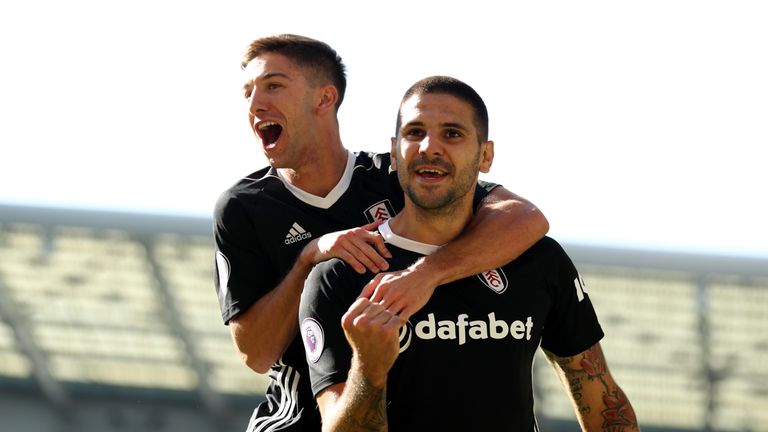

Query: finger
[[377, 293, 405, 316], [392, 304, 412, 324], [334, 249, 368, 274], [349, 298, 392, 324], [358, 276, 381, 300], [355, 221, 391, 259], [355, 302, 400, 331], [375, 283, 403, 309], [360, 220, 384, 231], [361, 301, 390, 324], [365, 230, 392, 259], [347, 235, 389, 273], [352, 302, 400, 332], [381, 297, 404, 316], [377, 312, 405, 340], [348, 243, 385, 274], [368, 278, 391, 304], [342, 298, 373, 328], [358, 243, 390, 273]]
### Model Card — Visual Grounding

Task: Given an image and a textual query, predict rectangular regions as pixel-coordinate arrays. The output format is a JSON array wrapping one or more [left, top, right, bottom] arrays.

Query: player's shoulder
[[352, 150, 392, 173], [306, 258, 369, 299], [520, 236, 569, 262], [309, 258, 355, 284], [213, 166, 279, 219], [499, 236, 575, 283], [224, 165, 279, 195]]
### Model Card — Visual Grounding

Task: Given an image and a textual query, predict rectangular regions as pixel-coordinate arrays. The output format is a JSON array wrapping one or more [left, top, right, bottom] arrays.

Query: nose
[[418, 132, 443, 156], [248, 89, 268, 117]]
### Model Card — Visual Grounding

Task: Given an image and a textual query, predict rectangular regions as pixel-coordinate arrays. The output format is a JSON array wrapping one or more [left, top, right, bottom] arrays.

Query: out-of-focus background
[[1, 1, 767, 431]]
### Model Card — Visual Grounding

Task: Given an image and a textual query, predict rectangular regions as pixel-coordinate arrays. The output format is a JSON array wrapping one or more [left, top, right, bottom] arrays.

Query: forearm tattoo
[[554, 346, 638, 431], [338, 374, 388, 432]]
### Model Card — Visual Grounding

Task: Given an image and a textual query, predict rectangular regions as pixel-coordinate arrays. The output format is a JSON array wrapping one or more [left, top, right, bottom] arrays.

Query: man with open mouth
[[301, 75, 639, 432], [212, 34, 549, 432]]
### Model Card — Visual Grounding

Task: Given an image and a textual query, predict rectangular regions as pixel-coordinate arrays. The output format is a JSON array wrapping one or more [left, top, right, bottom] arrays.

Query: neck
[[387, 196, 474, 246], [278, 127, 347, 197]]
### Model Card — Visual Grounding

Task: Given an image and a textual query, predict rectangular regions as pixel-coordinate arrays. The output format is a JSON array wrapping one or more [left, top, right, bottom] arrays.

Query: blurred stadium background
[[1, 203, 766, 432]]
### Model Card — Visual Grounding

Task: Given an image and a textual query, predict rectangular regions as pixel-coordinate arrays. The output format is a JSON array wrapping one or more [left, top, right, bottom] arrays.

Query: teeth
[[417, 169, 445, 175], [258, 121, 278, 130]]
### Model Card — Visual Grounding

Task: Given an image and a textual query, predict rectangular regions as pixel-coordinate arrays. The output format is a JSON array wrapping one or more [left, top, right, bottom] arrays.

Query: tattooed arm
[[316, 376, 388, 432], [544, 342, 639, 432], [315, 298, 401, 432]]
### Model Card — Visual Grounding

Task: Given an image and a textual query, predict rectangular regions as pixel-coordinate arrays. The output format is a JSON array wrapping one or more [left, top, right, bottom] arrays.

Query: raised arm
[[544, 342, 639, 432], [230, 223, 391, 373], [315, 298, 401, 432], [362, 186, 548, 320]]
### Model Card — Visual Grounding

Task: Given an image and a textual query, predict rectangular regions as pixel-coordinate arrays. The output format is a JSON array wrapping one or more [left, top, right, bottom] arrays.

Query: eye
[[445, 128, 463, 138], [267, 82, 283, 90], [404, 128, 425, 139]]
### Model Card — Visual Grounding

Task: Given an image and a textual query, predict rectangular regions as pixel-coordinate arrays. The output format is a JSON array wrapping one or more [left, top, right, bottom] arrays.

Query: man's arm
[[315, 370, 387, 432], [314, 298, 401, 432], [362, 187, 548, 319], [230, 223, 391, 373], [544, 342, 640, 432]]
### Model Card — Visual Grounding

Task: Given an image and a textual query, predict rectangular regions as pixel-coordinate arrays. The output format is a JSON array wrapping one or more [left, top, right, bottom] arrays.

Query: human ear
[[317, 85, 339, 112], [479, 140, 494, 173], [390, 137, 398, 171]]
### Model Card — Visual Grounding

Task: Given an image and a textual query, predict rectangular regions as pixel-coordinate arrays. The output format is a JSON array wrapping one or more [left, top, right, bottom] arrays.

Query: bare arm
[[362, 187, 549, 320], [316, 372, 387, 432], [416, 186, 548, 284], [230, 223, 391, 373], [544, 343, 639, 432], [315, 298, 401, 432]]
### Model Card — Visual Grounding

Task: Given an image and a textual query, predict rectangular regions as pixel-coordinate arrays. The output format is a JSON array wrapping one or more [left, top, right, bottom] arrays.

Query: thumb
[[360, 220, 384, 231]]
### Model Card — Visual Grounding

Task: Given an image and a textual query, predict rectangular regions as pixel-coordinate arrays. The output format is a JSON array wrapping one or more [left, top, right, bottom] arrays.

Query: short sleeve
[[539, 238, 604, 357], [299, 261, 360, 396], [213, 192, 278, 324], [472, 179, 499, 211]]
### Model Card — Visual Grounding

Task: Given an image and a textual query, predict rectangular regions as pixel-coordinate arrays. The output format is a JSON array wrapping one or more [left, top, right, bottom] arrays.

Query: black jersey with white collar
[[213, 151, 496, 432], [299, 222, 604, 432]]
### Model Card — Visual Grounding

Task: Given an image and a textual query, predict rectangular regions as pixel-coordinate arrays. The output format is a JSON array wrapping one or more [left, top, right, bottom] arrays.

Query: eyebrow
[[243, 72, 292, 91], [403, 120, 469, 131], [259, 72, 292, 81], [440, 122, 468, 130]]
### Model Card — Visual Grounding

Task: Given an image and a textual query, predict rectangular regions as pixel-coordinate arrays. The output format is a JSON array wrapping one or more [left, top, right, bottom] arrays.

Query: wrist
[[296, 239, 320, 272], [352, 355, 388, 389], [409, 256, 448, 288]]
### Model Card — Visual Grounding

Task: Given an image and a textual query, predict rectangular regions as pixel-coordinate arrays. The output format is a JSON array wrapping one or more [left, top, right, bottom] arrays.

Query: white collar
[[378, 219, 440, 255], [276, 150, 355, 209]]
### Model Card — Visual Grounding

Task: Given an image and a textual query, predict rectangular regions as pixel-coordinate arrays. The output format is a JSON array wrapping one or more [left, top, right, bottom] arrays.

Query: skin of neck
[[278, 118, 348, 197], [387, 187, 476, 246]]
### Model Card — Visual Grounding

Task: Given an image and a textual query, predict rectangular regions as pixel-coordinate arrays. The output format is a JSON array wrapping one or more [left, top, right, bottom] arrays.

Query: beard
[[399, 151, 480, 214]]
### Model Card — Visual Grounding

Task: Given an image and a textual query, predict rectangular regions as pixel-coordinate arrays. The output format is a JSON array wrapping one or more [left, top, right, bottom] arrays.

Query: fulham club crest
[[477, 268, 508, 294], [364, 200, 396, 223]]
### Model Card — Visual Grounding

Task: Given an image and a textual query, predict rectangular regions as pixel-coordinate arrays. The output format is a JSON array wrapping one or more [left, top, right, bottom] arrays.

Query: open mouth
[[416, 168, 448, 179], [258, 121, 283, 146]]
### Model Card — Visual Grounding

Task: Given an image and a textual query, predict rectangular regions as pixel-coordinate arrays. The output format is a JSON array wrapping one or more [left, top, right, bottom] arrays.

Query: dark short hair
[[242, 34, 347, 111], [395, 76, 489, 143]]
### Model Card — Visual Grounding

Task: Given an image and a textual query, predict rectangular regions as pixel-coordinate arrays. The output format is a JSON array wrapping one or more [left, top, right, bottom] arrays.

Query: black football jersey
[[213, 151, 496, 431], [300, 222, 604, 432]]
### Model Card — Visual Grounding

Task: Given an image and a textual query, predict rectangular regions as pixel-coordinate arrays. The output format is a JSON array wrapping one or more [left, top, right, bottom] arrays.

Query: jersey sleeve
[[539, 238, 604, 357], [473, 179, 499, 211], [212, 191, 278, 325], [299, 261, 358, 397]]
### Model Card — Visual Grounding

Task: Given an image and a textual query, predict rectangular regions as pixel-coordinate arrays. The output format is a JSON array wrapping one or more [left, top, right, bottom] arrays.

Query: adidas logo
[[284, 222, 313, 245]]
